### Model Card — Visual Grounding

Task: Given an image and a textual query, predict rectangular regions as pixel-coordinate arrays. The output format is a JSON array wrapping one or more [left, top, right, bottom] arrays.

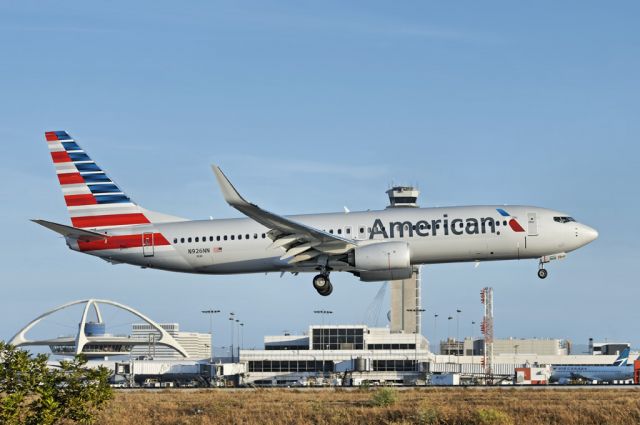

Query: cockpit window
[[554, 216, 576, 223]]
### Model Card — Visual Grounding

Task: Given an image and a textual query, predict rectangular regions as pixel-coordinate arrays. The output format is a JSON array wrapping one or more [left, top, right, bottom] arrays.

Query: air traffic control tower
[[385, 186, 422, 335]]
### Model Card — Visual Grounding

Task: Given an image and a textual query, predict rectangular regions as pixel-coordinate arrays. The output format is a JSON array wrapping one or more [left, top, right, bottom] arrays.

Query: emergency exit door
[[142, 232, 154, 257], [527, 213, 538, 236]]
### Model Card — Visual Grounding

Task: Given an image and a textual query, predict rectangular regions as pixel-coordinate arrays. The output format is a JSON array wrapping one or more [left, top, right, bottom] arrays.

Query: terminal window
[[312, 328, 364, 350], [372, 360, 416, 372], [248, 360, 332, 373]]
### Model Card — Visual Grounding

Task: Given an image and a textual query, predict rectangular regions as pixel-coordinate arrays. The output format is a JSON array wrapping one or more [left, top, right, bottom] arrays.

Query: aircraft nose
[[582, 225, 599, 244]]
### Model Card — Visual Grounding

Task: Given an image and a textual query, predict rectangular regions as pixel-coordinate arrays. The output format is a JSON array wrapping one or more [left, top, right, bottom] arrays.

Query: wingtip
[[211, 165, 247, 206]]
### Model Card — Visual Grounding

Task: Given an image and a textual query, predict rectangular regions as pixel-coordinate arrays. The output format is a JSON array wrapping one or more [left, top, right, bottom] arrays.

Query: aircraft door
[[142, 232, 154, 257], [527, 213, 538, 236]]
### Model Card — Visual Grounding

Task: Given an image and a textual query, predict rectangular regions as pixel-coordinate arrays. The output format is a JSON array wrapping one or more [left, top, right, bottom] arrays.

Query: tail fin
[[44, 131, 183, 229], [613, 347, 630, 366]]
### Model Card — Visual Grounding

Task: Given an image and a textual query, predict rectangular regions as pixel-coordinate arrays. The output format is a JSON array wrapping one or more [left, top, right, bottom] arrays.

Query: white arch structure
[[10, 299, 189, 358]]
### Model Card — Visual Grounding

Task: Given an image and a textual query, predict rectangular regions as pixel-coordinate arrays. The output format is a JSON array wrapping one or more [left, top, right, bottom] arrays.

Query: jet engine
[[348, 241, 412, 282]]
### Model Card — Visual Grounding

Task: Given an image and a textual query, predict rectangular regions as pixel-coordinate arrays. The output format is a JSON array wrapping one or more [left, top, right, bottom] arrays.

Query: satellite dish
[[386, 310, 391, 322]]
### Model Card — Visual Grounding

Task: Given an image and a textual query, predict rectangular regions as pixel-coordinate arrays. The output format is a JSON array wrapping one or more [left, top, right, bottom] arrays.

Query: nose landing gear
[[537, 267, 548, 279], [313, 273, 333, 296], [537, 253, 567, 279]]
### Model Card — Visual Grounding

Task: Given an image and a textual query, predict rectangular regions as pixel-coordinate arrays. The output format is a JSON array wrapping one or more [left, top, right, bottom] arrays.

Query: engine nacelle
[[348, 241, 411, 282], [357, 268, 413, 282]]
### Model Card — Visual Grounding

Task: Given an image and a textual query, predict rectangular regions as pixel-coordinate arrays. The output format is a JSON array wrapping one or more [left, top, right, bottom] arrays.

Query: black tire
[[313, 274, 329, 291], [537, 268, 548, 279], [318, 281, 333, 296]]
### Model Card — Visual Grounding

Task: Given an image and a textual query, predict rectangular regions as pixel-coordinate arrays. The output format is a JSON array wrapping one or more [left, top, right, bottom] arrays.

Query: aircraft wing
[[212, 166, 357, 264], [32, 219, 107, 242]]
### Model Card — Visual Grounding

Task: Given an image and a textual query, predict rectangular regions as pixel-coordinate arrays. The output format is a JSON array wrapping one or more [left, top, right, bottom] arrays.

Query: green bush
[[474, 407, 513, 425], [0, 341, 113, 424], [416, 406, 442, 425], [370, 387, 398, 407]]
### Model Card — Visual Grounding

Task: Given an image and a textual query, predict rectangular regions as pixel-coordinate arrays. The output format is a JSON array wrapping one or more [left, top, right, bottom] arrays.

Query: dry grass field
[[95, 387, 640, 425]]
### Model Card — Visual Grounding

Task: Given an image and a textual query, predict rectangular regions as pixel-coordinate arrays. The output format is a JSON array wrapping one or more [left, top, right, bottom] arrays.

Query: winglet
[[212, 165, 251, 207]]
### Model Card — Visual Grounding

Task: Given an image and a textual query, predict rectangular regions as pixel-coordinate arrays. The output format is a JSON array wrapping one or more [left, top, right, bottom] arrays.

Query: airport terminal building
[[241, 325, 429, 386]]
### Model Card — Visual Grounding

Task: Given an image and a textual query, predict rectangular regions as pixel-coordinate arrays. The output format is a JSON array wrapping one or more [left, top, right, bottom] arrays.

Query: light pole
[[201, 309, 220, 363], [470, 321, 476, 368], [407, 308, 426, 372], [235, 319, 241, 360], [447, 316, 453, 363], [455, 309, 462, 365], [228, 312, 235, 362], [433, 314, 439, 355], [239, 323, 245, 352], [314, 310, 333, 376], [456, 309, 462, 347]]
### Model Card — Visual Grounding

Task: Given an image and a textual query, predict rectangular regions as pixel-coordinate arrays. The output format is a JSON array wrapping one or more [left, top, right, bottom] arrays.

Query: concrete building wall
[[130, 323, 210, 360], [390, 268, 420, 334]]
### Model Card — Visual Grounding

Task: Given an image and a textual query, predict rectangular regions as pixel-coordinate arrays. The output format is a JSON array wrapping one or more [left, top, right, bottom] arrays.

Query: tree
[[0, 341, 113, 424]]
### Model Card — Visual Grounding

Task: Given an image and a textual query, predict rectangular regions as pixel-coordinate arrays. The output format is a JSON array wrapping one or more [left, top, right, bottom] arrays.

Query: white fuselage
[[551, 364, 634, 383], [69, 205, 598, 276]]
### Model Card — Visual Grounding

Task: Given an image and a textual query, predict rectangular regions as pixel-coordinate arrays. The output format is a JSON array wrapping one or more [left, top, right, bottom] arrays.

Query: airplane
[[35, 131, 599, 296], [550, 348, 636, 384]]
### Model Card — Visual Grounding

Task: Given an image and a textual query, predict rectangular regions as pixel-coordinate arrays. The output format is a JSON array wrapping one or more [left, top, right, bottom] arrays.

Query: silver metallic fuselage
[[71, 205, 598, 276]]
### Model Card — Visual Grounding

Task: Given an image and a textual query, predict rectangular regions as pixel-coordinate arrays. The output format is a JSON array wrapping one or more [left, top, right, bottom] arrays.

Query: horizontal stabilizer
[[31, 219, 107, 242]]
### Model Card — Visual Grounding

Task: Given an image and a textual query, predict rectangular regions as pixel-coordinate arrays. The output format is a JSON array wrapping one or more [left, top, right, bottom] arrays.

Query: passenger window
[[262, 233, 266, 238], [223, 236, 228, 241], [359, 227, 365, 233], [329, 229, 334, 234], [337, 229, 342, 235], [346, 228, 351, 234], [173, 238, 177, 243], [238, 235, 242, 240], [503, 220, 507, 226], [246, 234, 250, 239], [496, 221, 500, 227], [195, 237, 199, 242], [254, 233, 258, 239], [231, 235, 235, 240], [180, 238, 185, 243], [216, 236, 221, 241], [209, 236, 214, 242], [188, 237, 192, 243]]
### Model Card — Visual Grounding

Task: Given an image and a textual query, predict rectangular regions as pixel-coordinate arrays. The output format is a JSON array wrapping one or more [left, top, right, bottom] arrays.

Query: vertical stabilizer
[[44, 131, 183, 229]]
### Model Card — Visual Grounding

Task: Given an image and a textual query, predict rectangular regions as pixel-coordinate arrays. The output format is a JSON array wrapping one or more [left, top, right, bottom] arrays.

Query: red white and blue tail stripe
[[45, 131, 151, 229]]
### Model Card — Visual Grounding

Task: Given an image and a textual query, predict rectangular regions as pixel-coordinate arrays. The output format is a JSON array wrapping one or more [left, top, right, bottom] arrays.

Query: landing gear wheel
[[537, 268, 548, 279], [318, 281, 333, 296], [313, 274, 333, 296]]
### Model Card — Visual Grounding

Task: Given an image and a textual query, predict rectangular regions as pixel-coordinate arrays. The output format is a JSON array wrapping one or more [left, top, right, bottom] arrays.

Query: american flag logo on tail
[[45, 131, 150, 229]]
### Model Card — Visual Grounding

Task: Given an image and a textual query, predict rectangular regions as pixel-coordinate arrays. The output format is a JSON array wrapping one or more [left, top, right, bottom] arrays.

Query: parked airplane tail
[[612, 347, 631, 366], [44, 131, 184, 229]]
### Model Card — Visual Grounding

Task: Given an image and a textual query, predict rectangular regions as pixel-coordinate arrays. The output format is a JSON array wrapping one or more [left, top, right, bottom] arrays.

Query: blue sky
[[1, 1, 638, 353]]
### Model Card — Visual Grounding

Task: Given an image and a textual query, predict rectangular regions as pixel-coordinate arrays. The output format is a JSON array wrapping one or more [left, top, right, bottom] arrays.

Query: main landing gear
[[313, 273, 333, 296]]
